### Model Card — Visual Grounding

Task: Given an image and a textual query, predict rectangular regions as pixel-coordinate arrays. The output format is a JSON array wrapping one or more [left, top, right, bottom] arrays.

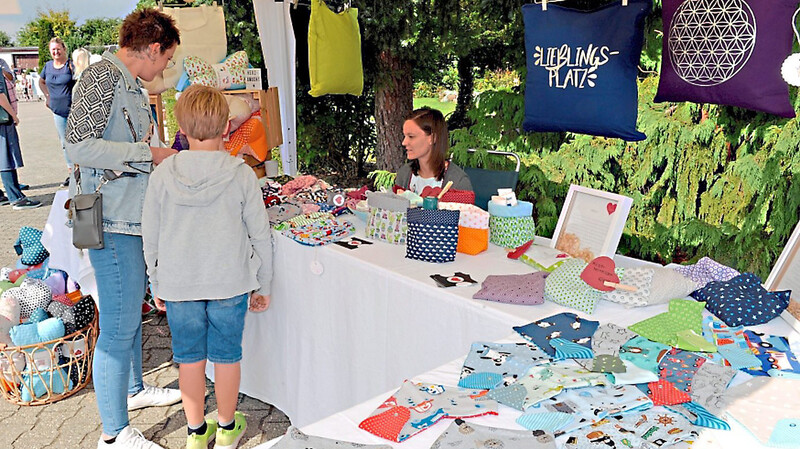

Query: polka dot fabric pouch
[[692, 272, 790, 326], [544, 259, 622, 314], [358, 381, 498, 442], [472, 272, 548, 306], [513, 312, 599, 357]]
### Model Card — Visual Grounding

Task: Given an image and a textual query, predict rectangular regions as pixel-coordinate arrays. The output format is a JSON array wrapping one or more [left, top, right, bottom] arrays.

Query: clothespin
[[542, 0, 547, 11], [603, 281, 638, 292]]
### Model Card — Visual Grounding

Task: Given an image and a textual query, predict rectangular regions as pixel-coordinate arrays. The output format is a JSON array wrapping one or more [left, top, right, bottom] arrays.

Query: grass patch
[[413, 97, 456, 117]]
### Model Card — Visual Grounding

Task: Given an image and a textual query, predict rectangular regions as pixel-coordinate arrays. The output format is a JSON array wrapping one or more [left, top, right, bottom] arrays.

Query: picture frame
[[550, 184, 633, 261], [764, 221, 800, 334]]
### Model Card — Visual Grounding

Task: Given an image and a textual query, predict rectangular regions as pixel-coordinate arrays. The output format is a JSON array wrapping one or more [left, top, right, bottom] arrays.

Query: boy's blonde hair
[[174, 84, 229, 141]]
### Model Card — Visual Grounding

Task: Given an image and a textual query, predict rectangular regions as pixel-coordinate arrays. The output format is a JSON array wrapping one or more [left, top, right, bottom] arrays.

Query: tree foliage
[[16, 10, 76, 64], [0, 30, 13, 47]]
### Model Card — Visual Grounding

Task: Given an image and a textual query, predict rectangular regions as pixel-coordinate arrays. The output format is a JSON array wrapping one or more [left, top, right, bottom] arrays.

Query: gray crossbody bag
[[69, 168, 121, 249]]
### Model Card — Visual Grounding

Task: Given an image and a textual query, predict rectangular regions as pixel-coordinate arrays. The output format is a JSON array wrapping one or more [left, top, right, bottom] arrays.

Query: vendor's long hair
[[407, 107, 448, 181]]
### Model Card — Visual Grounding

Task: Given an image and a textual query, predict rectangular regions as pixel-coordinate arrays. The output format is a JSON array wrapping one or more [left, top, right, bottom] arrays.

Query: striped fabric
[[551, 338, 594, 361]]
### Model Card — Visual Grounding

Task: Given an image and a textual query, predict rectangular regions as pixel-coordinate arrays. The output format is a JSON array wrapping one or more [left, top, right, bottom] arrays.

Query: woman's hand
[[13, 115, 19, 126], [249, 293, 271, 312], [151, 147, 178, 165]]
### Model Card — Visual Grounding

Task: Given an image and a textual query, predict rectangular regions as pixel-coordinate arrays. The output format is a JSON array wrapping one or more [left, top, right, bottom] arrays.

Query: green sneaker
[[186, 420, 217, 449], [215, 412, 246, 449]]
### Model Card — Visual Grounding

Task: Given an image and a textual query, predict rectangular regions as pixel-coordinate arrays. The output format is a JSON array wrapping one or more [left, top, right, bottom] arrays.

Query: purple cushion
[[472, 271, 548, 305], [655, 0, 796, 117]]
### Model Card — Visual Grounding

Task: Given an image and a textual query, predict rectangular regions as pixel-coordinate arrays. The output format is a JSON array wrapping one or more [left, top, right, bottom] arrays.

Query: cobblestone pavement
[[1, 101, 291, 448]]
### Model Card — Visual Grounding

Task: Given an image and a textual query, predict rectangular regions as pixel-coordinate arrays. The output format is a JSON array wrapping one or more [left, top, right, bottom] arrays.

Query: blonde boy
[[142, 84, 272, 449]]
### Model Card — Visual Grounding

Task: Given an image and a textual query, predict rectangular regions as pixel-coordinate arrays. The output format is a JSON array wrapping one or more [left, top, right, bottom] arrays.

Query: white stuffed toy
[[0, 295, 20, 346]]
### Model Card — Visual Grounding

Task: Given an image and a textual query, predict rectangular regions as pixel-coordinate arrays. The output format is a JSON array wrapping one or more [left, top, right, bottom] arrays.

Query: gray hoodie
[[142, 151, 272, 301]]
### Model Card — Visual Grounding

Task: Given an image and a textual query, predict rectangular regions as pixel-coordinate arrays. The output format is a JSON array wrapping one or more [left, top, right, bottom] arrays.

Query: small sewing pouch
[[365, 191, 410, 244], [405, 208, 460, 263], [489, 215, 536, 249]]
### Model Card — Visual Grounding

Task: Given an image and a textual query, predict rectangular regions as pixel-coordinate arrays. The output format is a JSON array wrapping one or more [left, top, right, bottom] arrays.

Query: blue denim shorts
[[165, 293, 248, 364]]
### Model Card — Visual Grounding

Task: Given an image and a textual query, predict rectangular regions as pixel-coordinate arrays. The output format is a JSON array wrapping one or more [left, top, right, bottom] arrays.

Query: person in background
[[394, 107, 473, 194], [0, 60, 39, 209], [143, 84, 273, 449], [66, 9, 182, 449], [39, 37, 76, 186]]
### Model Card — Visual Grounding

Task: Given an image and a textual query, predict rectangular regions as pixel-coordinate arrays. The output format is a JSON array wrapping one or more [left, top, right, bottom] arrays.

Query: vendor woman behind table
[[394, 107, 473, 194]]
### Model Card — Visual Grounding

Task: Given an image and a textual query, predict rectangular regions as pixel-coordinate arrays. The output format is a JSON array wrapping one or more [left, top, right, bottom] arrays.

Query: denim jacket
[[66, 51, 154, 235]]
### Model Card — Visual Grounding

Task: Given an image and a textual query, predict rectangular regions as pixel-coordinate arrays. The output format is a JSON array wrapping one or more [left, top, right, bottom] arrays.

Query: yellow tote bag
[[308, 0, 363, 97]]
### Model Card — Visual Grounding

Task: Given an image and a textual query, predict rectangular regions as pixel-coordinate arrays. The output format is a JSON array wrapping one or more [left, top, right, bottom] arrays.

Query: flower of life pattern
[[668, 0, 756, 86]]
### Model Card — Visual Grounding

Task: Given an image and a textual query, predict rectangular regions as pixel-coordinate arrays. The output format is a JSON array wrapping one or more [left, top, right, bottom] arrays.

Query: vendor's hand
[[249, 293, 270, 312], [151, 147, 178, 165], [153, 296, 166, 312]]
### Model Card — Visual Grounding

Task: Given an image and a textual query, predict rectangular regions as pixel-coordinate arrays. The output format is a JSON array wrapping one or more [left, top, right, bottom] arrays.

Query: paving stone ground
[[0, 100, 291, 448]]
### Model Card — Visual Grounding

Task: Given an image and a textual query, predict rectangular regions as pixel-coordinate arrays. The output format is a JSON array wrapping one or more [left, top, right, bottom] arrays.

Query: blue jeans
[[53, 113, 70, 168], [0, 169, 24, 202], [89, 232, 147, 436], [166, 294, 248, 364]]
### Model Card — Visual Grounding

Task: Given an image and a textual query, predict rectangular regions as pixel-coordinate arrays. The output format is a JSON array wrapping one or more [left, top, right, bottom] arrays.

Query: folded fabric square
[[628, 299, 705, 347], [672, 256, 739, 289], [550, 338, 593, 361], [605, 359, 659, 385], [665, 401, 730, 430], [657, 348, 707, 393], [689, 361, 736, 415], [273, 427, 393, 449], [619, 336, 670, 374], [459, 341, 552, 390], [559, 406, 697, 448], [692, 272, 790, 326], [592, 323, 638, 356], [544, 259, 622, 314], [646, 379, 692, 406], [740, 331, 800, 377], [513, 312, 599, 357], [522, 384, 652, 435], [358, 381, 497, 442], [723, 377, 800, 448], [487, 364, 607, 410], [434, 419, 557, 449], [517, 245, 572, 272], [590, 354, 626, 373], [516, 412, 573, 433], [472, 272, 548, 306]]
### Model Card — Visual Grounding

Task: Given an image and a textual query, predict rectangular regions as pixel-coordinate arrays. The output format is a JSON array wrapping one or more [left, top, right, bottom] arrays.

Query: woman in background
[[39, 37, 76, 186]]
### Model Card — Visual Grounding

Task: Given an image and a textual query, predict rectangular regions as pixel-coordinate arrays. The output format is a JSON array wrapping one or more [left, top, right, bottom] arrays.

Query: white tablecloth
[[209, 221, 798, 428], [257, 331, 799, 449]]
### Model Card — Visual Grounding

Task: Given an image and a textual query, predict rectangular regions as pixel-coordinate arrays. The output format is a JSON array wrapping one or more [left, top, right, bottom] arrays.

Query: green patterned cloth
[[544, 258, 624, 314], [365, 207, 408, 244], [489, 216, 535, 248], [628, 299, 706, 347]]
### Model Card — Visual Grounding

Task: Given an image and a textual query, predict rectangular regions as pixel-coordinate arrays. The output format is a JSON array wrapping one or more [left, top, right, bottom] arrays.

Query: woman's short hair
[[49, 37, 66, 51], [406, 107, 449, 181], [119, 8, 180, 53]]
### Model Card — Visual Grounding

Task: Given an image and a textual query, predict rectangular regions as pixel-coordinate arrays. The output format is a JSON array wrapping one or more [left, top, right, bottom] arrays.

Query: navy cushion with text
[[522, 0, 651, 141], [655, 0, 796, 118]]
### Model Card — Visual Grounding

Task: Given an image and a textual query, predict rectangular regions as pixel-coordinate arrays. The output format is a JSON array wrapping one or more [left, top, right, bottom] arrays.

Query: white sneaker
[[127, 383, 182, 411], [96, 426, 164, 449]]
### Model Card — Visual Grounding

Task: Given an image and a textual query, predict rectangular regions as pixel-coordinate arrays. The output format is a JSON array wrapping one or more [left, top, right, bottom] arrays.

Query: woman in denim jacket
[[66, 9, 182, 449]]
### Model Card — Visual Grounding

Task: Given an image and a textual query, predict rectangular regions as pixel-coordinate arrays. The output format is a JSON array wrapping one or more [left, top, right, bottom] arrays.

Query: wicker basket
[[0, 300, 98, 406]]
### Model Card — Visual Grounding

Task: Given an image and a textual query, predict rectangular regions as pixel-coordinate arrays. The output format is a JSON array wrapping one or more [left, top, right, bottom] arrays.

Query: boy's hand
[[153, 296, 166, 312], [249, 294, 270, 312], [151, 147, 178, 165]]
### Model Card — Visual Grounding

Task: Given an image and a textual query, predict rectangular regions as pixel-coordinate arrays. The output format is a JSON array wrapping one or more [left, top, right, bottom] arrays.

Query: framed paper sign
[[550, 185, 633, 262], [765, 222, 800, 333]]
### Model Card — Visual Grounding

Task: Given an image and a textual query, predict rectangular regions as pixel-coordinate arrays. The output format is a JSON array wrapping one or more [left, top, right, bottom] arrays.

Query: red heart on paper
[[606, 202, 617, 215], [580, 256, 619, 292]]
